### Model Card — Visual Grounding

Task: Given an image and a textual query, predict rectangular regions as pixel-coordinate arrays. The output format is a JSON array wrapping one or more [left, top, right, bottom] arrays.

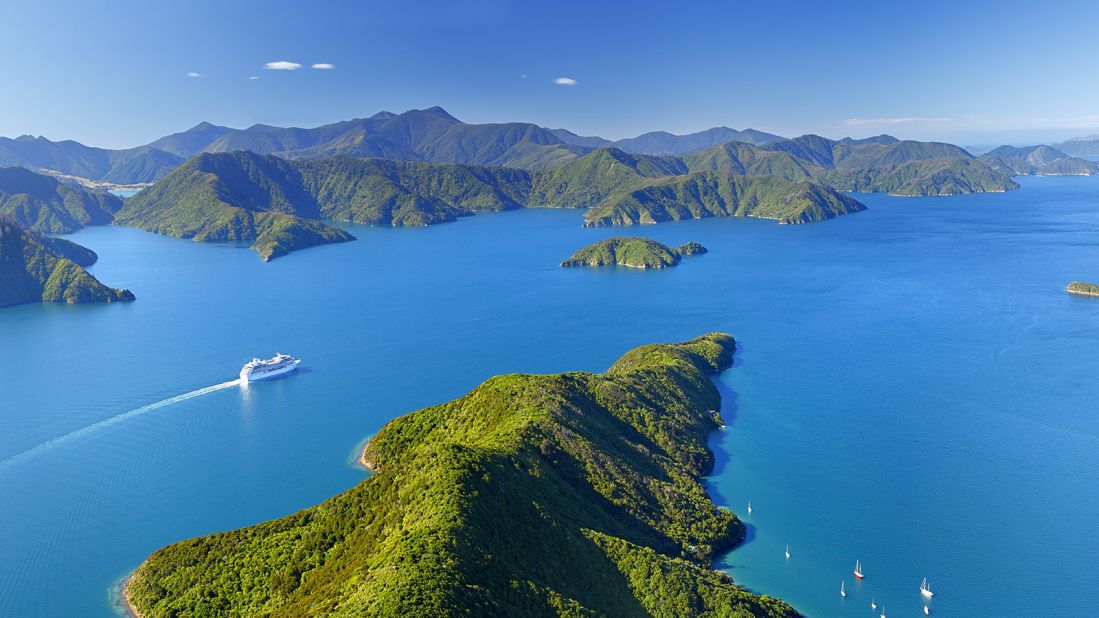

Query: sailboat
[[853, 559, 864, 579], [880, 605, 886, 618], [920, 577, 934, 597], [870, 598, 877, 609], [840, 580, 846, 597], [747, 500, 752, 514], [924, 605, 930, 615], [785, 544, 791, 559]]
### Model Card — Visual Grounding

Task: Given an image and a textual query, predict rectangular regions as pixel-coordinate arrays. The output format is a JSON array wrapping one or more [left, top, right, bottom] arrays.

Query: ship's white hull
[[240, 359, 300, 382]]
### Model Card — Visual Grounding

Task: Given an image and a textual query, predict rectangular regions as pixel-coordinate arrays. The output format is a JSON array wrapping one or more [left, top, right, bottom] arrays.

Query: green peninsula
[[1067, 281, 1099, 297], [126, 334, 796, 617], [0, 217, 134, 307], [119, 150, 864, 260], [582, 172, 865, 226], [0, 166, 123, 233], [683, 135, 1020, 196], [114, 153, 356, 261], [561, 237, 708, 269]]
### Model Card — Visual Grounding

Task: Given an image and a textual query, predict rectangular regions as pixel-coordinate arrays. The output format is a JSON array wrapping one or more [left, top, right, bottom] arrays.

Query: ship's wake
[[0, 379, 241, 472]]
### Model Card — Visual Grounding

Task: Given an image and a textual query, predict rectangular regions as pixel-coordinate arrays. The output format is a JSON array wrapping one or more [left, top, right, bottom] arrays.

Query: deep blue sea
[[2, 176, 1098, 617]]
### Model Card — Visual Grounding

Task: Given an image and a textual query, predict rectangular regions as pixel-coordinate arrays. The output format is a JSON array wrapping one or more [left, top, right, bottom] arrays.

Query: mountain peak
[[369, 111, 397, 120], [413, 106, 459, 122]]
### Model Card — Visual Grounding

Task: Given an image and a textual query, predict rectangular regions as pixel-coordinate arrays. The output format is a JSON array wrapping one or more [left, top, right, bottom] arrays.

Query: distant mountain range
[[1051, 135, 1099, 156], [5, 107, 1092, 194], [549, 126, 784, 153], [978, 145, 1099, 176], [0, 135, 182, 184], [0, 108, 785, 185]]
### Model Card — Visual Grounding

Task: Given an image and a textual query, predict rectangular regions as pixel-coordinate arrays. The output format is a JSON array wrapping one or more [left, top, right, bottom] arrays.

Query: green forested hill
[[583, 172, 866, 226], [0, 167, 123, 233], [527, 148, 687, 209], [0, 217, 134, 307], [113, 153, 356, 261], [978, 145, 1099, 177], [683, 135, 1019, 196], [119, 150, 864, 259], [127, 333, 797, 618]]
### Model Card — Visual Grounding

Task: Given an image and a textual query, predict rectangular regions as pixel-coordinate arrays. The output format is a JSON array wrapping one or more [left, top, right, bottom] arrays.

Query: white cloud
[[843, 117, 953, 127], [187, 72, 204, 78], [312, 63, 335, 70], [248, 76, 260, 80], [554, 77, 577, 86], [264, 60, 302, 71], [520, 74, 528, 79]]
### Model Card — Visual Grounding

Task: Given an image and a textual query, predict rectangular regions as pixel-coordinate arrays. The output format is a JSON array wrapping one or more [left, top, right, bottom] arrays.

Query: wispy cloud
[[554, 77, 577, 86], [264, 60, 302, 71], [248, 76, 260, 80], [311, 63, 335, 70], [187, 72, 204, 78], [520, 74, 528, 79], [843, 116, 953, 127]]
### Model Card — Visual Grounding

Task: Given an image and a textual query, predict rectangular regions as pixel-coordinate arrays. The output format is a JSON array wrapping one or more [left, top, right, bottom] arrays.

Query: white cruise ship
[[239, 353, 301, 382]]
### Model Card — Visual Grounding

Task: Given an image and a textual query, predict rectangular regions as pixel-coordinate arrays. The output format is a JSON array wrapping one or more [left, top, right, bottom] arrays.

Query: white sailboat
[[785, 544, 791, 559], [880, 605, 886, 618], [871, 598, 877, 609], [920, 577, 934, 598], [840, 580, 846, 597], [924, 605, 930, 615], [747, 500, 752, 514]]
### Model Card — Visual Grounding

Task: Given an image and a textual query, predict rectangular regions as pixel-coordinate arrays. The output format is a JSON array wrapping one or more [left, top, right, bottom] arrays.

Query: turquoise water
[[1, 176, 1098, 616]]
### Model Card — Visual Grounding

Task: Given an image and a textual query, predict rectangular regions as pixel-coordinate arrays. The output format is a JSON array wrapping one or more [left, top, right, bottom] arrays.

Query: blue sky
[[2, 0, 1099, 148]]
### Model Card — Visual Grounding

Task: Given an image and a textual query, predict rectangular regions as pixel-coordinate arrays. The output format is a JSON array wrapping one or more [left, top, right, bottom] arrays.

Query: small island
[[676, 241, 708, 255], [1067, 281, 1099, 297], [561, 237, 707, 269]]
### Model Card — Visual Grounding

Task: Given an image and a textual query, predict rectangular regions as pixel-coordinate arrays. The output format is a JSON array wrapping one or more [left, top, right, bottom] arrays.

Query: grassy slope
[[561, 237, 682, 269], [128, 334, 797, 618], [0, 217, 134, 307]]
